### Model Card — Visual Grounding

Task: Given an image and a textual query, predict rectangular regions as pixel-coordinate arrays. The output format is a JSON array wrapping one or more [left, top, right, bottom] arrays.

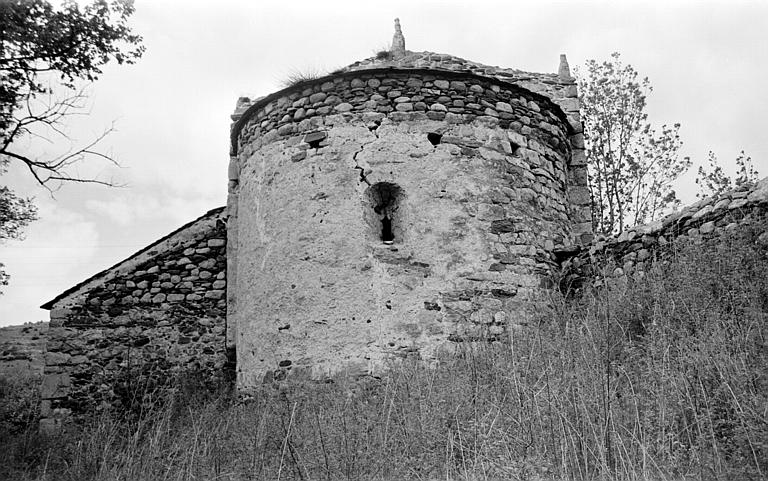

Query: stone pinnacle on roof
[[391, 18, 406, 58], [558, 54, 572, 79]]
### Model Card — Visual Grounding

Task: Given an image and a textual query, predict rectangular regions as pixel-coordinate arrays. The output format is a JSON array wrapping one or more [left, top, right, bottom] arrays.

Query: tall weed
[[0, 227, 765, 480]]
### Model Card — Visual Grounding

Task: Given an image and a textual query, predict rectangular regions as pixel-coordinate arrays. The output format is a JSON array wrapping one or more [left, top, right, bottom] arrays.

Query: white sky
[[1, 0, 767, 326]]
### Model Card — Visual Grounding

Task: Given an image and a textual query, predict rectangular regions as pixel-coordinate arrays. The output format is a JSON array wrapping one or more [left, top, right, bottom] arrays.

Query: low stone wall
[[558, 177, 768, 291], [40, 208, 229, 429]]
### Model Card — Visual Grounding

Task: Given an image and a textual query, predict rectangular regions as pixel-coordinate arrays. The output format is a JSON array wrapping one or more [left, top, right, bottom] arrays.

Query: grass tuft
[[281, 67, 324, 88]]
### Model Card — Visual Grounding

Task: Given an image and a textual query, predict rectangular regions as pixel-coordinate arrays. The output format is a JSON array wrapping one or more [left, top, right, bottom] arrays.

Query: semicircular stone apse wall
[[228, 66, 588, 387]]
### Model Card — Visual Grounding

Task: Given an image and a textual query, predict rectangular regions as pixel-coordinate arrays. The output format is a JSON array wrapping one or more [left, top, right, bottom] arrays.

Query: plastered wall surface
[[229, 70, 585, 387]]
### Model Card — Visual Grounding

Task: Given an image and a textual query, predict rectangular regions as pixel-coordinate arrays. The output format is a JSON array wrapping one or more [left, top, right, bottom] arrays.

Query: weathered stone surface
[[231, 68, 579, 388], [40, 373, 70, 398], [42, 46, 592, 423], [39, 208, 229, 426], [560, 179, 768, 292], [334, 102, 354, 113]]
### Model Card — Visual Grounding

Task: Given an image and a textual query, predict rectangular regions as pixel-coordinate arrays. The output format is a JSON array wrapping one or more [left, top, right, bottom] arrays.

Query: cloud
[[85, 189, 223, 227], [0, 198, 100, 325]]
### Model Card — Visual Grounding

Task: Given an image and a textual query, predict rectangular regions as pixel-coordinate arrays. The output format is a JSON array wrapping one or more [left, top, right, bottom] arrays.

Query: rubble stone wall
[[230, 68, 592, 241], [40, 208, 229, 429], [559, 178, 768, 290], [229, 69, 589, 388]]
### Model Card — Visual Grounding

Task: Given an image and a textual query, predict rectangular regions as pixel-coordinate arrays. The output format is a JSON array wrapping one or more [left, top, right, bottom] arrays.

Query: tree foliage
[[0, 0, 144, 290], [0, 184, 37, 288], [1, 0, 144, 186], [695, 150, 760, 198], [579, 53, 691, 236]]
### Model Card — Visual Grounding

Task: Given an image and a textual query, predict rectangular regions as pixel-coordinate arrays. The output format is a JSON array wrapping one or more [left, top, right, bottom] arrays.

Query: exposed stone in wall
[[229, 69, 588, 389], [39, 208, 229, 430], [559, 177, 768, 290], [230, 51, 586, 179], [230, 69, 591, 240], [335, 52, 582, 130]]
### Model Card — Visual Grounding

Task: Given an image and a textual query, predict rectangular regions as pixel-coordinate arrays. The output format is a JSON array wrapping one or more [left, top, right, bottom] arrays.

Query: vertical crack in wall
[[353, 143, 371, 185]]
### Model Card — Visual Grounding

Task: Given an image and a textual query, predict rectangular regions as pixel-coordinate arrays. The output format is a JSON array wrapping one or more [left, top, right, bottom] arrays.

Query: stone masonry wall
[[338, 51, 581, 121], [228, 68, 589, 388], [40, 208, 229, 429], [559, 177, 768, 290], [230, 68, 592, 243]]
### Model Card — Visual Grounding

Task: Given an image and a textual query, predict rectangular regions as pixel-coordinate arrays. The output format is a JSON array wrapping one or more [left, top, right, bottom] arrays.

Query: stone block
[[569, 186, 591, 205], [40, 373, 71, 399], [45, 351, 71, 366], [71, 355, 89, 364], [692, 205, 713, 220], [433, 79, 449, 89], [558, 97, 580, 112], [334, 103, 353, 113], [205, 290, 225, 300], [747, 177, 768, 203], [728, 198, 748, 210], [49, 308, 73, 320]]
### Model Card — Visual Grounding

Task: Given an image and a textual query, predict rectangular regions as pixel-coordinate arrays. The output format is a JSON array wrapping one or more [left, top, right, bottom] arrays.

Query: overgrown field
[[2, 228, 766, 481]]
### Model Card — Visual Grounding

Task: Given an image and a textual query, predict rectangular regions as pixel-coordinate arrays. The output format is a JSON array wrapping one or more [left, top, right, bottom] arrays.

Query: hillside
[[0, 322, 47, 379]]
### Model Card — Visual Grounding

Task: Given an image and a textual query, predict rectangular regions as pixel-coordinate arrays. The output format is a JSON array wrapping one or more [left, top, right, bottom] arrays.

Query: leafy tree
[[695, 150, 760, 198], [0, 0, 144, 290], [0, 185, 36, 289], [578, 53, 691, 236], [1, 0, 144, 185]]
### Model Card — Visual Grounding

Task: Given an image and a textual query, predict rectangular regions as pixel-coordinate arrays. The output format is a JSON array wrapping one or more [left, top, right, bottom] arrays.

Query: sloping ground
[[0, 322, 47, 379]]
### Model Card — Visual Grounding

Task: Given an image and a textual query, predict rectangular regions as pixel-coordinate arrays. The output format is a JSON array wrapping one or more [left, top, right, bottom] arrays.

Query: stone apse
[[39, 20, 593, 425]]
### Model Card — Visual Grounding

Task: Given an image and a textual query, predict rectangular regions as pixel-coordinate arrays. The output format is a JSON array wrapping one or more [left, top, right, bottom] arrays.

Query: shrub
[[0, 374, 40, 435]]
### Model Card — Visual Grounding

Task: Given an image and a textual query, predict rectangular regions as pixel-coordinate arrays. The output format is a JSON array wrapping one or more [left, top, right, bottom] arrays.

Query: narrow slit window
[[365, 182, 404, 244], [381, 216, 394, 243]]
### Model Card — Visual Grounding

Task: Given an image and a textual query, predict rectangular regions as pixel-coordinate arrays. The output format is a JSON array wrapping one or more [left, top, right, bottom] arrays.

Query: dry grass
[[281, 68, 324, 88], [1, 226, 766, 480]]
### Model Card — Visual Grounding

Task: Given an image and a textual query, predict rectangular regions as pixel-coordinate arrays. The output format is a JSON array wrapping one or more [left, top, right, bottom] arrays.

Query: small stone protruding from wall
[[391, 18, 406, 58], [231, 97, 252, 121], [558, 54, 571, 80]]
